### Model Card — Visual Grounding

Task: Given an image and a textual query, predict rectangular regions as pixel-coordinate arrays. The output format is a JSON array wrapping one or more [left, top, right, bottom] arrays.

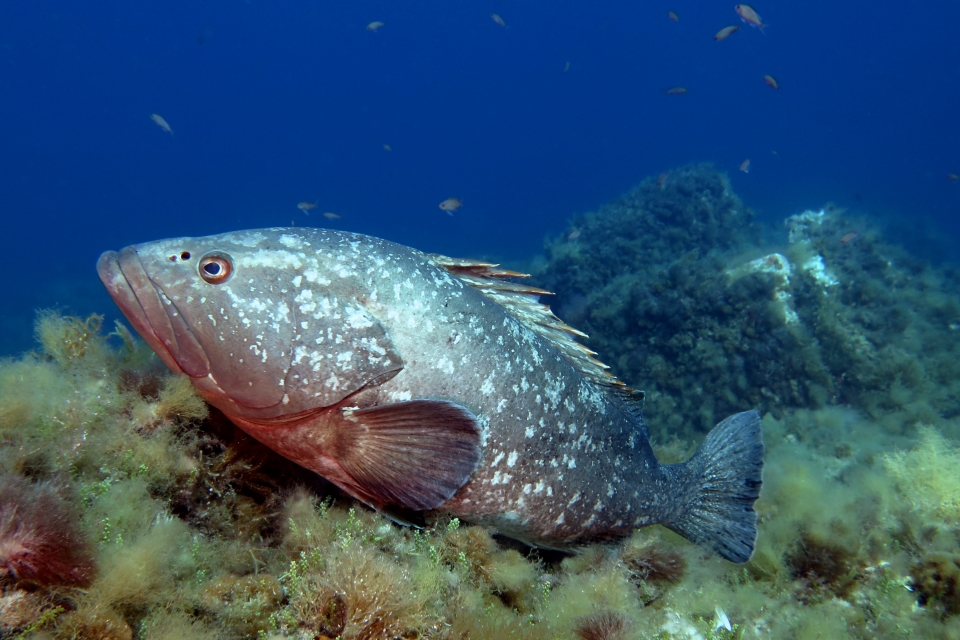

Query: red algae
[[0, 475, 95, 587]]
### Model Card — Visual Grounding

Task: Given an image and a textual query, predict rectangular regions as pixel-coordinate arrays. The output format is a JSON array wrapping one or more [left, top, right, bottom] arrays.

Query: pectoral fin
[[331, 400, 481, 511]]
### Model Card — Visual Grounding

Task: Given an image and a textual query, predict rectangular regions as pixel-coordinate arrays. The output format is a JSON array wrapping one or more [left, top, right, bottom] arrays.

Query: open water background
[[1, 0, 958, 355]]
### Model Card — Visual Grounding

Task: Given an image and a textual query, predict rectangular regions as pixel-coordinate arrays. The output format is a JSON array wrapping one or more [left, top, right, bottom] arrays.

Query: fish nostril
[[180, 251, 191, 260]]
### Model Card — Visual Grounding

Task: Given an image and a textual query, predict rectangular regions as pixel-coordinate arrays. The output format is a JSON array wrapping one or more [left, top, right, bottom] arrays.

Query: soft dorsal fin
[[429, 254, 638, 399]]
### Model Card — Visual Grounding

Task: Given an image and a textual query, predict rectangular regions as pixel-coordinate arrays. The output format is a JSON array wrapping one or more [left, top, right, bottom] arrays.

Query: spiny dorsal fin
[[429, 254, 633, 395]]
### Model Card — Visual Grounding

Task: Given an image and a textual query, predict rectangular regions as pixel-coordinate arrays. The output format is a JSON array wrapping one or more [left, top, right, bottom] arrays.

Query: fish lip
[[97, 248, 210, 378]]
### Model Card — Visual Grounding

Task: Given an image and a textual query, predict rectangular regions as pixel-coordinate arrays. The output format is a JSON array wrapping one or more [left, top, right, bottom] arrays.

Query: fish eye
[[198, 251, 234, 284]]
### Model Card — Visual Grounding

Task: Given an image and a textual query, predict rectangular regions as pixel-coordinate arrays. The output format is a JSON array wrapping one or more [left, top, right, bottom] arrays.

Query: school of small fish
[[145, 6, 952, 230]]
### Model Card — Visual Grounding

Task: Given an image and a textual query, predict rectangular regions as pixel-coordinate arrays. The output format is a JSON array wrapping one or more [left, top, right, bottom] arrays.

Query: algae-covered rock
[[535, 166, 960, 437], [535, 164, 797, 434]]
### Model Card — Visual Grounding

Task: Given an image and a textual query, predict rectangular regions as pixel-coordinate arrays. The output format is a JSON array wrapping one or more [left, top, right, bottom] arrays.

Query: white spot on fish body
[[292, 275, 302, 287], [522, 484, 531, 495], [555, 513, 565, 525], [568, 458, 577, 469], [303, 268, 331, 286], [480, 373, 495, 395], [345, 307, 373, 329], [435, 356, 455, 375], [567, 492, 581, 507], [533, 481, 545, 494], [607, 484, 615, 498], [546, 486, 553, 497], [507, 451, 518, 467], [491, 452, 505, 466], [279, 234, 304, 249], [525, 426, 535, 438]]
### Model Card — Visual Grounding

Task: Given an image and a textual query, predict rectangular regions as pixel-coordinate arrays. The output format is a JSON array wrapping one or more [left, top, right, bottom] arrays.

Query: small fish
[[439, 197, 463, 214], [491, 13, 506, 27], [735, 5, 766, 31], [739, 159, 751, 173], [668, 11, 680, 22], [366, 21, 385, 31], [383, 144, 392, 152], [150, 113, 173, 135], [657, 172, 670, 189], [567, 229, 581, 241], [98, 228, 764, 561], [562, 61, 570, 74], [714, 25, 740, 41], [948, 173, 959, 182], [840, 231, 859, 245], [664, 86, 688, 95], [323, 212, 341, 220], [297, 201, 318, 213], [763, 75, 779, 90]]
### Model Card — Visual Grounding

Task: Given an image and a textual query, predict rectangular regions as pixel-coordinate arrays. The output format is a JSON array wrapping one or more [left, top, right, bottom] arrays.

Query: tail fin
[[665, 410, 764, 563]]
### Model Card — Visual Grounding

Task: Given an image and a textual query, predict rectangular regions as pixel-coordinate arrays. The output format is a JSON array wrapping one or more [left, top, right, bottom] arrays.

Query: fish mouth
[[97, 248, 211, 378]]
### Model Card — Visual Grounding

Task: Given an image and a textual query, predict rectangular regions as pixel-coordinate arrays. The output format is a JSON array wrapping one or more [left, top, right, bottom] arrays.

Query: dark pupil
[[203, 262, 222, 276]]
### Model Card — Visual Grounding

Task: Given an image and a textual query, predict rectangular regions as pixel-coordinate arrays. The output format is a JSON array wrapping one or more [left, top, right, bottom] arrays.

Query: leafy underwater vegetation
[[3, 169, 960, 638]]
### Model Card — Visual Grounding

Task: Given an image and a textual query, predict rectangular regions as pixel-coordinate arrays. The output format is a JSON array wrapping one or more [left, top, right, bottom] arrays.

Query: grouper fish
[[97, 228, 764, 562]]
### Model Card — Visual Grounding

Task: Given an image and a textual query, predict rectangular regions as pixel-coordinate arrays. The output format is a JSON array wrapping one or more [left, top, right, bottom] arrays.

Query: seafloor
[[2, 165, 960, 639]]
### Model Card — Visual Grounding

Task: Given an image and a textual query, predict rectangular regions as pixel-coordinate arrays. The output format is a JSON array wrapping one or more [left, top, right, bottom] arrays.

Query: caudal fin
[[664, 410, 764, 563]]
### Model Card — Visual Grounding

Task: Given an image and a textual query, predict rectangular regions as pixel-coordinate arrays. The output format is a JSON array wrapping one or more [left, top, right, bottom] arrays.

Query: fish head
[[97, 229, 403, 421]]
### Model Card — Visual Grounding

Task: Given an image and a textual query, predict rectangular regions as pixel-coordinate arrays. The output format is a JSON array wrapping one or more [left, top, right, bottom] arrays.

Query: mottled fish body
[[98, 228, 763, 561]]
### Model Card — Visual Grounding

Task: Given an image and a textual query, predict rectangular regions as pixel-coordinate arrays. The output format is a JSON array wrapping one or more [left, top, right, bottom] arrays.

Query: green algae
[[2, 173, 960, 637]]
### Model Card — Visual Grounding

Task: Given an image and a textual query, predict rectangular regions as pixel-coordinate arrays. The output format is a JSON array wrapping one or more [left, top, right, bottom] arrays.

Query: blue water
[[2, 1, 959, 355]]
